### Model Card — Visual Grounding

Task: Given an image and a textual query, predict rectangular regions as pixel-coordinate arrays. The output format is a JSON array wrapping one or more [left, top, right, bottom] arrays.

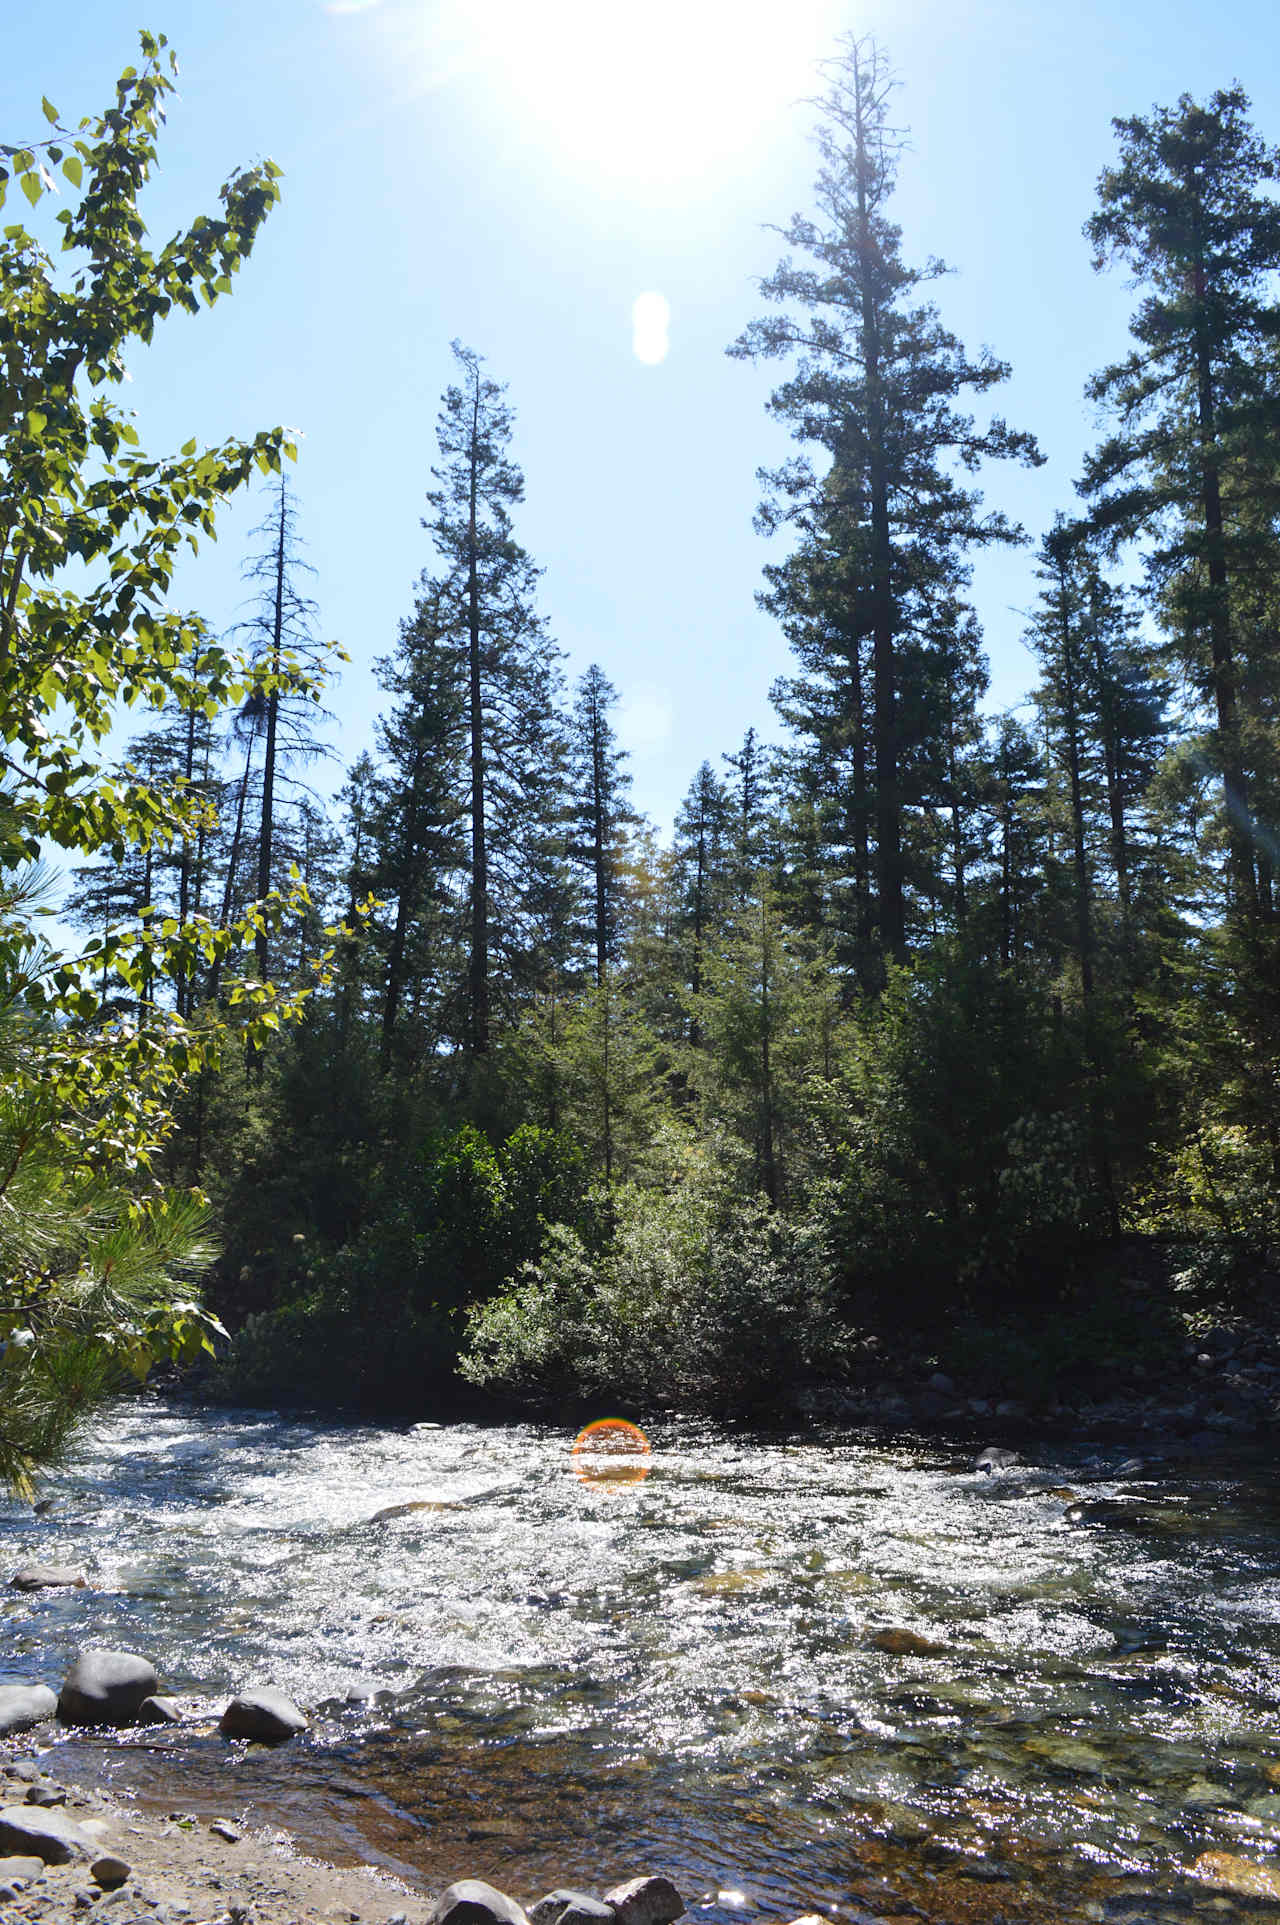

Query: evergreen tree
[[234, 474, 330, 984], [1083, 85, 1280, 917], [415, 341, 566, 1058], [566, 664, 635, 986], [730, 35, 1041, 967]]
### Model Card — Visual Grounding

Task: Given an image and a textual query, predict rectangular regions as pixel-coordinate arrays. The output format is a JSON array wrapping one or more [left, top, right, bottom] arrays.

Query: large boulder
[[0, 1804, 99, 1864], [10, 1566, 87, 1592], [58, 1651, 158, 1727], [0, 1684, 57, 1737], [428, 1880, 531, 1925], [604, 1878, 685, 1925], [219, 1688, 307, 1743]]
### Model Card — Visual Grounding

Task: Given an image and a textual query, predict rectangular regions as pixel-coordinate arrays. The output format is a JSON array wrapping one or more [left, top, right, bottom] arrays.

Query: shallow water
[[3, 1402, 1279, 1921]]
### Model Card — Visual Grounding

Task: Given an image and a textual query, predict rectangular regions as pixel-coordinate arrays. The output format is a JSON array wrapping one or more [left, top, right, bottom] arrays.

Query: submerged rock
[[974, 1447, 1019, 1474], [1193, 1851, 1280, 1899], [868, 1627, 948, 1657], [58, 1651, 157, 1726], [219, 1688, 307, 1743], [135, 1695, 182, 1725], [0, 1684, 57, 1736]]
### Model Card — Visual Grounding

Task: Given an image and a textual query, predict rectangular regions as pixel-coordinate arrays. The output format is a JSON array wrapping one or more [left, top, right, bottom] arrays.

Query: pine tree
[[730, 35, 1041, 967], [1083, 85, 1280, 917], [233, 475, 330, 984], [415, 342, 566, 1059], [566, 664, 635, 986]]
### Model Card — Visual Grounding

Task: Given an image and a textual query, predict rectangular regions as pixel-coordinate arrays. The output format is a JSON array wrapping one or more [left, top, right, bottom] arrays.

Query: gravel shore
[[1, 1748, 440, 1925]]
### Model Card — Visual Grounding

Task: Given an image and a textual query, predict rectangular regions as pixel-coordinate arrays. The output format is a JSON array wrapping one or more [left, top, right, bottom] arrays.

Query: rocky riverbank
[[1, 1746, 702, 1925]]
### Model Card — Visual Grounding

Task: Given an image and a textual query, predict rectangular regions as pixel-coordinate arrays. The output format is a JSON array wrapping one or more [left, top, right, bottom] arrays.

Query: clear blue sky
[[5, 0, 1279, 837]]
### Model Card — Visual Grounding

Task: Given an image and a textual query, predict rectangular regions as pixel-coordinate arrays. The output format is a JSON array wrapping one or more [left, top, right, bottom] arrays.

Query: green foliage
[[214, 1122, 593, 1409], [460, 1141, 846, 1412], [0, 39, 340, 1485]]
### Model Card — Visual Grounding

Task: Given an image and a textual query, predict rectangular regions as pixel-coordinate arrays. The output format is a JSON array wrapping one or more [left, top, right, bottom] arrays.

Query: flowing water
[[3, 1401, 1280, 1923]]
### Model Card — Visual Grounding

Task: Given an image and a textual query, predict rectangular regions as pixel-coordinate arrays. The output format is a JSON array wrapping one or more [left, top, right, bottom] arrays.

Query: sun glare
[[425, 0, 839, 195]]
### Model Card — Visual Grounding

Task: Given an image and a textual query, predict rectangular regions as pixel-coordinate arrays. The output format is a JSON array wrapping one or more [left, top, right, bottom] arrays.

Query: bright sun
[[420, 0, 840, 195]]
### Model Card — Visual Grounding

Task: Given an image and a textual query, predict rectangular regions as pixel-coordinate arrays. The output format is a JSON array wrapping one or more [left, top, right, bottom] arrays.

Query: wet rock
[[1193, 1851, 1280, 1899], [0, 1683, 57, 1736], [10, 1565, 87, 1591], [0, 1803, 99, 1863], [604, 1876, 686, 1925], [869, 1628, 948, 1657], [3, 1760, 42, 1783], [209, 1819, 242, 1843], [135, 1695, 182, 1725], [530, 1892, 615, 1925], [975, 1446, 1018, 1474], [58, 1650, 158, 1727], [91, 1854, 131, 1889], [219, 1688, 308, 1743], [1245, 1795, 1280, 1823], [1064, 1500, 1193, 1533], [927, 1371, 955, 1395], [427, 1878, 531, 1925]]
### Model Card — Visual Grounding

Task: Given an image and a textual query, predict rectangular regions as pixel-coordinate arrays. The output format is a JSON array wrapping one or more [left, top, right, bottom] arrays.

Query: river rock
[[604, 1876, 686, 1925], [975, 1447, 1018, 1474], [10, 1565, 87, 1591], [135, 1695, 182, 1725], [531, 1892, 614, 1925], [1193, 1851, 1280, 1900], [25, 1782, 67, 1806], [427, 1878, 531, 1925], [0, 1684, 57, 1736], [91, 1854, 131, 1889], [0, 1804, 99, 1863], [0, 1852, 44, 1883], [869, 1627, 947, 1658], [58, 1651, 158, 1726], [219, 1688, 308, 1742]]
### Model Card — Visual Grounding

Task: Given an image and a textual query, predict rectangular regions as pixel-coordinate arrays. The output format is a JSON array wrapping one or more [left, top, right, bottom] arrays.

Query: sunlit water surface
[[3, 1403, 1279, 1923]]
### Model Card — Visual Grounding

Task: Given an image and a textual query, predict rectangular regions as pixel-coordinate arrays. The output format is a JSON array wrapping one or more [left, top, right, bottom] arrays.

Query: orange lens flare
[[571, 1418, 652, 1486]]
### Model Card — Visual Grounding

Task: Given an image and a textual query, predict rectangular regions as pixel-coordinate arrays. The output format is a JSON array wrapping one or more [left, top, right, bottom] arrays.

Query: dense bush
[[459, 1145, 849, 1412]]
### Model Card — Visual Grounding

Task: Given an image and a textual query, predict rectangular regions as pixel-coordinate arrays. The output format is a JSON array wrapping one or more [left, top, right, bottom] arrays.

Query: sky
[[5, 0, 1280, 842]]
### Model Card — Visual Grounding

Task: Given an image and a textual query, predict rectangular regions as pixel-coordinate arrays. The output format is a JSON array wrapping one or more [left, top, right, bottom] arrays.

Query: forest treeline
[[4, 38, 1279, 1468]]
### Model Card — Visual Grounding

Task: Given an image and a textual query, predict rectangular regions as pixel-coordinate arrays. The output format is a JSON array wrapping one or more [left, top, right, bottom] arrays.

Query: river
[[3, 1401, 1279, 1923]]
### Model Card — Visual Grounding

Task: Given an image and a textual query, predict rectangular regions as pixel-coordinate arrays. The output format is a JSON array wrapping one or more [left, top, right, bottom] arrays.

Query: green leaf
[[62, 155, 82, 188], [180, 437, 197, 457], [42, 97, 58, 125], [20, 171, 40, 208]]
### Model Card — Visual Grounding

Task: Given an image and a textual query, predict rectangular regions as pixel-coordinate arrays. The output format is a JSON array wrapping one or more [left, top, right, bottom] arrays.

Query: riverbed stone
[[531, 1892, 615, 1925], [0, 1683, 57, 1735], [604, 1876, 686, 1925], [427, 1878, 531, 1925], [869, 1627, 947, 1657], [1193, 1851, 1280, 1899], [0, 1853, 43, 1883], [0, 1804, 99, 1863], [10, 1565, 87, 1591], [58, 1650, 158, 1726], [135, 1695, 182, 1725], [974, 1447, 1018, 1474], [90, 1854, 131, 1889], [219, 1688, 308, 1742]]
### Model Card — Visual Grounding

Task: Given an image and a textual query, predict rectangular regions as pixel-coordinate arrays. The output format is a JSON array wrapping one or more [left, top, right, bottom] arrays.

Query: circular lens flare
[[572, 1418, 652, 1487]]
